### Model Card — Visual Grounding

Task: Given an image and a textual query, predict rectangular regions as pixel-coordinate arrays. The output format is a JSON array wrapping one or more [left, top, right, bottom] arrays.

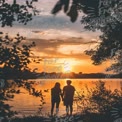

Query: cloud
[[28, 37, 98, 60], [57, 44, 89, 55], [0, 14, 84, 38], [0, 10, 100, 40], [1, 0, 101, 40]]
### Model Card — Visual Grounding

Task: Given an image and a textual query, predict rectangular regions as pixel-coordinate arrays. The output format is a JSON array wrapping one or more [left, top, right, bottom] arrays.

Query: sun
[[63, 63, 72, 73]]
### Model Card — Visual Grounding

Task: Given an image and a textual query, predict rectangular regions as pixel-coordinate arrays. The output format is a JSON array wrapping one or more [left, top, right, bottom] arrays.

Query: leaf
[[64, 0, 70, 13], [67, 5, 78, 22], [26, 0, 33, 8], [51, 0, 63, 14], [0, 32, 3, 34]]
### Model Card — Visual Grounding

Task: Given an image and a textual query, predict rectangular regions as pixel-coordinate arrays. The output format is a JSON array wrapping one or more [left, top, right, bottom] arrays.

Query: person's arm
[[73, 86, 75, 96], [51, 88, 53, 97], [74, 87, 76, 92], [60, 89, 63, 101], [61, 87, 65, 101]]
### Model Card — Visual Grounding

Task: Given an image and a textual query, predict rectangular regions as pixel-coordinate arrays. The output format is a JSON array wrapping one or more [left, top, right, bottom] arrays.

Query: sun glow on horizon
[[63, 63, 72, 73], [61, 59, 80, 73], [28, 57, 108, 74]]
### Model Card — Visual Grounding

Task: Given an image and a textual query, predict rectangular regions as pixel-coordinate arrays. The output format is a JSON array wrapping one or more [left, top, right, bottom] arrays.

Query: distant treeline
[[38, 72, 122, 79], [0, 68, 121, 79]]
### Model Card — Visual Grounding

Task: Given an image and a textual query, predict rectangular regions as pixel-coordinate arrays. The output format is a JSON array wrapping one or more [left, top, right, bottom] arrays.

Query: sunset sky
[[0, 0, 111, 73]]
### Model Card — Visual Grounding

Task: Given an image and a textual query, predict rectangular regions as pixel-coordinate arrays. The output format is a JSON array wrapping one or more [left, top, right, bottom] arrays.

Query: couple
[[51, 80, 75, 116]]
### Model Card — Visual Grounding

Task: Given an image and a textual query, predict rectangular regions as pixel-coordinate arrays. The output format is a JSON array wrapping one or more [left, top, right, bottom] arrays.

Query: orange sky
[[0, 0, 110, 74], [29, 50, 111, 74]]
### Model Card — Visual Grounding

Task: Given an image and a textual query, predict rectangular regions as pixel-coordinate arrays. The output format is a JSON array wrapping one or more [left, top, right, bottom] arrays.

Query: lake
[[6, 79, 122, 117]]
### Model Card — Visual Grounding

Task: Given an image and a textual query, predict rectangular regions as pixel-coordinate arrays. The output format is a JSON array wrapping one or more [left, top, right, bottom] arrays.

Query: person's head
[[66, 80, 72, 85], [54, 82, 60, 89]]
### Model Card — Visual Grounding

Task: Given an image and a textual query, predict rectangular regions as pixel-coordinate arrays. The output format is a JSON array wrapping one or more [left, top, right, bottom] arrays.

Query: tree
[[0, 0, 45, 120], [0, 0, 40, 75], [0, 33, 35, 77], [85, 22, 122, 73], [52, 0, 121, 28], [52, 0, 122, 73], [0, 0, 39, 27], [0, 33, 44, 120]]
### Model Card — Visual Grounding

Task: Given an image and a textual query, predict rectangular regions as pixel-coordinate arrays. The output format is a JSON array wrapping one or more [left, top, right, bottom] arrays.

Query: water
[[6, 79, 122, 117]]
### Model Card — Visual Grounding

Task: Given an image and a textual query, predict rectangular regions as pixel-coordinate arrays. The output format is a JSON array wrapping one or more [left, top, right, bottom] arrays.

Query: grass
[[1, 113, 115, 122]]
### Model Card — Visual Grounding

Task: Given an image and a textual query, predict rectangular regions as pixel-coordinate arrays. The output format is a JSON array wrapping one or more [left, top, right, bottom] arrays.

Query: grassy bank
[[1, 113, 115, 122]]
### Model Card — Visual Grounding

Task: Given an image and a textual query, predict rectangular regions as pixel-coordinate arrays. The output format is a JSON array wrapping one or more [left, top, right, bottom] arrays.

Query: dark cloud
[[29, 37, 97, 50], [28, 37, 97, 59], [16, 15, 82, 31]]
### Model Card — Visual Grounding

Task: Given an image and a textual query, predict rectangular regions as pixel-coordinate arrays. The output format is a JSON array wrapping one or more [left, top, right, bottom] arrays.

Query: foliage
[[52, 0, 78, 22], [1, 116, 46, 122], [0, 79, 45, 119], [75, 81, 122, 115], [106, 50, 122, 73], [0, 33, 44, 119], [0, 0, 44, 120], [52, 0, 121, 28], [0, 33, 35, 74], [85, 22, 122, 67], [0, 0, 39, 27]]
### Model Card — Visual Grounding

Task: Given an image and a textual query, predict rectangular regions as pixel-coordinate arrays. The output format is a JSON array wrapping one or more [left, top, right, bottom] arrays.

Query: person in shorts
[[63, 80, 75, 116]]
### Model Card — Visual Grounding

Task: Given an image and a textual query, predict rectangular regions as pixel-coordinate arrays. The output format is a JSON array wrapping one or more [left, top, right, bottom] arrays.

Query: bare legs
[[51, 102, 60, 116], [51, 102, 55, 116], [66, 104, 73, 116]]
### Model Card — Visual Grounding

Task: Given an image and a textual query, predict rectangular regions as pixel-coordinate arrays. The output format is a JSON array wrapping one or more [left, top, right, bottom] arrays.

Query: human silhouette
[[51, 82, 62, 116], [63, 80, 75, 116]]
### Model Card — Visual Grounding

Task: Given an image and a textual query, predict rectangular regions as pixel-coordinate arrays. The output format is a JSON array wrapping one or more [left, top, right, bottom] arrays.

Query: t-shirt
[[63, 85, 75, 100]]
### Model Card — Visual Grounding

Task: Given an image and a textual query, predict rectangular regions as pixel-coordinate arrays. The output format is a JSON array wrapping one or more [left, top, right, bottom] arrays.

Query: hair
[[54, 82, 60, 89], [66, 80, 72, 85]]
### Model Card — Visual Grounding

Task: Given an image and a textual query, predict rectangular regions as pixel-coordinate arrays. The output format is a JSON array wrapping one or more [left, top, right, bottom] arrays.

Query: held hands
[[61, 93, 64, 101], [62, 98, 64, 101]]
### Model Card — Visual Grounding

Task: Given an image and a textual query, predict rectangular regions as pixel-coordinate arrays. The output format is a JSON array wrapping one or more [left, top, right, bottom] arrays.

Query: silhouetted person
[[63, 80, 75, 116], [51, 82, 62, 116]]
